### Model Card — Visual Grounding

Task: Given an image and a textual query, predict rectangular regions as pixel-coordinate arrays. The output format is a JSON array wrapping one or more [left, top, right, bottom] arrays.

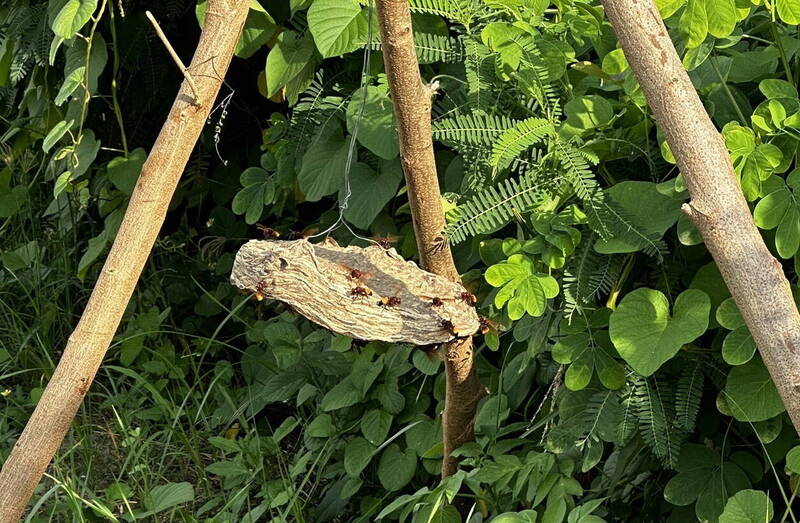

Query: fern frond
[[284, 71, 346, 154], [464, 38, 496, 114], [513, 40, 562, 120], [445, 172, 564, 243], [490, 117, 553, 171], [675, 362, 704, 433], [562, 238, 622, 322], [366, 33, 463, 63], [632, 375, 680, 469], [408, 0, 486, 26], [433, 112, 516, 150]]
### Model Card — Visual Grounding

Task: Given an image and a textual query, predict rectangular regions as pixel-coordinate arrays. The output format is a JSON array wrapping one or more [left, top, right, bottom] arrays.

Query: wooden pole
[[0, 2, 250, 519], [601, 0, 800, 430], [374, 0, 486, 478]]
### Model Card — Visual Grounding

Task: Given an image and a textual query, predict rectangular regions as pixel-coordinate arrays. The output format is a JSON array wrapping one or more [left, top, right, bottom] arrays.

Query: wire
[[308, 0, 379, 245]]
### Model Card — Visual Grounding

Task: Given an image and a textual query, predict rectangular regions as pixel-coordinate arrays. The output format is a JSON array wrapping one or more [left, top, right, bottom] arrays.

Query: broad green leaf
[[786, 446, 800, 474], [307, 413, 334, 437], [143, 482, 194, 514], [551, 332, 625, 390], [320, 377, 361, 411], [49, 0, 97, 39], [307, 0, 368, 58], [342, 160, 402, 229], [719, 490, 773, 523], [564, 95, 614, 130], [232, 167, 275, 224], [378, 444, 416, 491], [722, 327, 757, 366], [681, 0, 708, 49], [760, 79, 798, 99], [754, 173, 800, 258], [725, 358, 785, 421], [601, 48, 628, 75], [107, 148, 146, 196], [361, 409, 391, 446], [42, 120, 73, 153], [265, 31, 315, 98], [298, 123, 349, 202], [344, 437, 375, 476], [656, 0, 686, 18], [716, 297, 745, 330], [486, 254, 559, 320], [777, 0, 800, 24], [55, 34, 107, 106], [704, 0, 736, 38], [609, 288, 710, 376], [346, 85, 399, 159], [594, 181, 683, 254]]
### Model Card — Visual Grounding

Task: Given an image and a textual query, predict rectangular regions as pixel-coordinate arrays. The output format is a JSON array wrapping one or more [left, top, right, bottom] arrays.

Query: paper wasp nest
[[230, 239, 480, 344]]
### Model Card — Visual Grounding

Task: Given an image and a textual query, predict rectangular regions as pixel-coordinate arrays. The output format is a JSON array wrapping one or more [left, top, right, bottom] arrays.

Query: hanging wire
[[308, 0, 379, 245]]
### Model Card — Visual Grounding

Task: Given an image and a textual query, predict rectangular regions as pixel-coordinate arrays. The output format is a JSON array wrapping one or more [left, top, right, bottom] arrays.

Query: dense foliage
[[5, 0, 800, 520]]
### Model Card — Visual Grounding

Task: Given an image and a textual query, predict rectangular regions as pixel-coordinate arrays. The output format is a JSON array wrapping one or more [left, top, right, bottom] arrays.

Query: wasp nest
[[230, 239, 480, 345]]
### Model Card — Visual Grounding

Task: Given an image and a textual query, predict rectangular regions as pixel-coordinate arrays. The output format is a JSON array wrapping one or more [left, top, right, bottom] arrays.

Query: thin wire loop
[[308, 0, 378, 245]]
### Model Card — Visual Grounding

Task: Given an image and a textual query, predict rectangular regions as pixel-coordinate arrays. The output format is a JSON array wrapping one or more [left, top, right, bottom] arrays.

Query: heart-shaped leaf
[[724, 358, 785, 422], [609, 288, 710, 376]]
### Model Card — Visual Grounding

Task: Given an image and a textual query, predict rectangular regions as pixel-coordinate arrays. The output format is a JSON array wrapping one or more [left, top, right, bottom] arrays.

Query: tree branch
[[0, 1, 250, 518], [374, 0, 485, 478], [601, 0, 800, 431]]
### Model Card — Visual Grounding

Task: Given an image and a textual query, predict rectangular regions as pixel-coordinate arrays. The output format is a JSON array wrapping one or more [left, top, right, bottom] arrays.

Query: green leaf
[[361, 409, 391, 446], [42, 120, 73, 153], [320, 378, 361, 411], [722, 327, 757, 366], [786, 446, 800, 474], [265, 31, 316, 98], [602, 48, 628, 75], [551, 333, 625, 390], [609, 288, 710, 376], [298, 123, 349, 202], [346, 85, 399, 159], [681, 0, 708, 49], [307, 0, 368, 58], [760, 79, 798, 99], [777, 0, 800, 24], [716, 297, 745, 330], [307, 413, 334, 437], [49, 0, 97, 39], [378, 444, 416, 491], [594, 181, 683, 254], [344, 437, 375, 477], [564, 95, 614, 130], [206, 460, 249, 477], [143, 482, 194, 514], [724, 358, 785, 422], [719, 490, 773, 523], [656, 0, 687, 18], [107, 148, 146, 196], [704, 0, 736, 39], [486, 254, 559, 319], [754, 174, 800, 258], [232, 167, 275, 224], [342, 160, 403, 229]]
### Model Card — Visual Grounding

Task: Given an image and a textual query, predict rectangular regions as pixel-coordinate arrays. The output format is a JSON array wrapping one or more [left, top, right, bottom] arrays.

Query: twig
[[145, 10, 200, 104]]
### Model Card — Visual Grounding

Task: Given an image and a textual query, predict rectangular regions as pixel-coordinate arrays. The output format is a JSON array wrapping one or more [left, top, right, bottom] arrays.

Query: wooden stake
[[602, 0, 800, 431], [374, 0, 486, 479], [0, 1, 250, 519]]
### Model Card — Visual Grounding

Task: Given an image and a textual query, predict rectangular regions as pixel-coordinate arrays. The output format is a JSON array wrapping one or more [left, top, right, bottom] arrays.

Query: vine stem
[[107, 0, 128, 156]]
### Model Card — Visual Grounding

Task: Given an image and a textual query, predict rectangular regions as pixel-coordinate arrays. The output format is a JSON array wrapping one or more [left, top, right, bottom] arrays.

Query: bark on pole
[[0, 2, 249, 519], [601, 0, 800, 430], [374, 0, 485, 477]]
